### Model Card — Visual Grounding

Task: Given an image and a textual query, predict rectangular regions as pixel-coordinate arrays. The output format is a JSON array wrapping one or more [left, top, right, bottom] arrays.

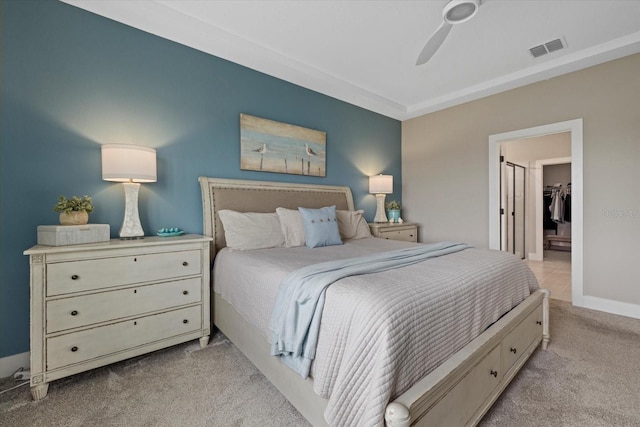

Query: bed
[[199, 177, 550, 427]]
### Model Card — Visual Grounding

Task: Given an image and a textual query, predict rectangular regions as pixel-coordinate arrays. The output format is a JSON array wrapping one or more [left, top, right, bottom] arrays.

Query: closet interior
[[543, 165, 572, 252]]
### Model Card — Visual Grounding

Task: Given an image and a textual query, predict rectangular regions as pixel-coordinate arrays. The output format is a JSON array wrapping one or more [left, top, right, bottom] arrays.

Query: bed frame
[[199, 177, 550, 427]]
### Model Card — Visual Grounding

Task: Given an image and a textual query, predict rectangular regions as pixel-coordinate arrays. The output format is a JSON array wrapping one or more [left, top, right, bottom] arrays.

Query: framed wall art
[[240, 113, 326, 176]]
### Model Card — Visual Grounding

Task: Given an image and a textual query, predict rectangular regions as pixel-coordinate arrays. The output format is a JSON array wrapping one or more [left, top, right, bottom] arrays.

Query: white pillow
[[353, 215, 372, 239], [337, 210, 372, 240], [275, 207, 306, 247], [217, 210, 285, 251]]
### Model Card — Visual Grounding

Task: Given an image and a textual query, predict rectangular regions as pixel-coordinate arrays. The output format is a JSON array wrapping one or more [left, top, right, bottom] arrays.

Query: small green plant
[[385, 200, 401, 210], [53, 195, 94, 214]]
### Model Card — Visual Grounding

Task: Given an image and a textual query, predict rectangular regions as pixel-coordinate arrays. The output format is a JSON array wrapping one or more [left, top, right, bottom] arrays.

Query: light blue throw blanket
[[269, 241, 471, 377]]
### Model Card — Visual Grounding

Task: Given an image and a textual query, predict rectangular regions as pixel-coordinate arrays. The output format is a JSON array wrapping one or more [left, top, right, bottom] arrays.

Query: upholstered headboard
[[198, 177, 355, 256]]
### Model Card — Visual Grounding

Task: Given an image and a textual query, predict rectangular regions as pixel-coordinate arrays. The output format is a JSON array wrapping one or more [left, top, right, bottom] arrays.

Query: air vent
[[529, 37, 566, 58], [529, 45, 548, 58], [545, 38, 564, 53]]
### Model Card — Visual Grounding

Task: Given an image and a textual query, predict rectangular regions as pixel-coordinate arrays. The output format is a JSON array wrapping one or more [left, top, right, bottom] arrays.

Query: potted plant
[[53, 195, 94, 225], [385, 200, 401, 223]]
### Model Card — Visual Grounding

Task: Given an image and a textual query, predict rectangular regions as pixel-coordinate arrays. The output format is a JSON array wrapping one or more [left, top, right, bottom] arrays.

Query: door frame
[[488, 119, 583, 306]]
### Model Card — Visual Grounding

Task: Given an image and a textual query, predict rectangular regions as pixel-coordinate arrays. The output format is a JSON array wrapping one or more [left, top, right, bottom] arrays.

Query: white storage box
[[37, 224, 110, 246]]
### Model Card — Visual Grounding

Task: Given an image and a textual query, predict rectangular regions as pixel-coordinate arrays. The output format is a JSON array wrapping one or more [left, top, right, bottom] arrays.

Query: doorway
[[488, 119, 583, 307], [540, 161, 572, 301]]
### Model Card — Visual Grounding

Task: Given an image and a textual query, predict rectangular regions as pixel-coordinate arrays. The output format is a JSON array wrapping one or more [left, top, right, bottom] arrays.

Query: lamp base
[[119, 182, 145, 238], [373, 193, 389, 223]]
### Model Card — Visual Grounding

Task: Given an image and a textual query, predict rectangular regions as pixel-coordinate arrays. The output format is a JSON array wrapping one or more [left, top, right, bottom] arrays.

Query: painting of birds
[[253, 143, 266, 169], [304, 143, 318, 175], [240, 114, 326, 176], [305, 143, 317, 157]]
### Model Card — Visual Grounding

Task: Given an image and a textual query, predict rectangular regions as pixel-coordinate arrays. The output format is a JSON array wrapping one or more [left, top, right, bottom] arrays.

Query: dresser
[[368, 222, 418, 242], [24, 234, 212, 400]]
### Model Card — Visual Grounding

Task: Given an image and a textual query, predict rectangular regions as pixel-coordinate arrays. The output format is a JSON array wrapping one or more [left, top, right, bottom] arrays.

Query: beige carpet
[[2, 300, 639, 426]]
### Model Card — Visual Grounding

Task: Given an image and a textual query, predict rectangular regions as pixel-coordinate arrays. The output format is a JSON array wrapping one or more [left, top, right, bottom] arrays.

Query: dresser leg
[[199, 335, 209, 349], [31, 383, 49, 401]]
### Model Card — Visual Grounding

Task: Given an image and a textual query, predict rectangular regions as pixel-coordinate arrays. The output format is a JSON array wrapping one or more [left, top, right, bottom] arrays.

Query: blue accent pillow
[[298, 206, 343, 248]]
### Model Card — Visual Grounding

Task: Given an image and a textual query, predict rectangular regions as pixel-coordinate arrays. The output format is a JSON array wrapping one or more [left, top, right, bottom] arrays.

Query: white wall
[[505, 133, 572, 163], [402, 53, 640, 315], [543, 164, 571, 187]]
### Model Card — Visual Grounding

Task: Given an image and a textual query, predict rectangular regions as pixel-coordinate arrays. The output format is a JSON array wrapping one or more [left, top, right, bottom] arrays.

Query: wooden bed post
[[385, 402, 411, 427], [542, 288, 551, 350]]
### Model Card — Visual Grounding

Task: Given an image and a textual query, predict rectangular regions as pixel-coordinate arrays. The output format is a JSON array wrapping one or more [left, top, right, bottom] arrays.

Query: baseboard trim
[[0, 351, 30, 379], [527, 252, 543, 262], [581, 296, 640, 320]]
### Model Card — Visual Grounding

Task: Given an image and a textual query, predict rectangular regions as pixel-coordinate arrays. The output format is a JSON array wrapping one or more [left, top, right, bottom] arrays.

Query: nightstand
[[369, 222, 418, 242], [24, 234, 212, 400]]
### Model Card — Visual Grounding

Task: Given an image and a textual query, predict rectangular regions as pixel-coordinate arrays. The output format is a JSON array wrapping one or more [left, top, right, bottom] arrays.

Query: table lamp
[[101, 144, 157, 239], [369, 174, 393, 223]]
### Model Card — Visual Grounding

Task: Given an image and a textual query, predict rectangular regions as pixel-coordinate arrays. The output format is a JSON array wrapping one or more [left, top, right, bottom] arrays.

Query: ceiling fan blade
[[416, 21, 453, 66]]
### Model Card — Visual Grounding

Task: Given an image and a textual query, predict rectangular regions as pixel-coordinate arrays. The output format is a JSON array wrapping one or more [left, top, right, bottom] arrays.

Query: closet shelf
[[544, 235, 571, 251]]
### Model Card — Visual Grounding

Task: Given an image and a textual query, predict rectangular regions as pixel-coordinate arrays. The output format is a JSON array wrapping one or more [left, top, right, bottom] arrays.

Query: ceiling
[[63, 0, 640, 120]]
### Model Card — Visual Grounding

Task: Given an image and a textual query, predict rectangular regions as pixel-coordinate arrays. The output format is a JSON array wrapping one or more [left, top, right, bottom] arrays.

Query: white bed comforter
[[213, 238, 538, 426]]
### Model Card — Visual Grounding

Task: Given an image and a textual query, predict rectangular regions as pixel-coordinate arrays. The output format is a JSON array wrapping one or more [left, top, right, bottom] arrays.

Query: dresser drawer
[[502, 304, 543, 375], [47, 250, 202, 296], [46, 277, 202, 333], [46, 305, 202, 370], [378, 228, 417, 242]]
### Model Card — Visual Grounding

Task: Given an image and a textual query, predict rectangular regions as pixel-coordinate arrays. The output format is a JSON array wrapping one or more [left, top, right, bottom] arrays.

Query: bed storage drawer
[[46, 250, 202, 296], [502, 303, 543, 375], [47, 305, 202, 370], [46, 277, 202, 333], [417, 344, 502, 426]]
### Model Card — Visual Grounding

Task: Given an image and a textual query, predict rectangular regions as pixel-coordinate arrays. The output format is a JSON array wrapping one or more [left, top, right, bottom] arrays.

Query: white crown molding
[[62, 0, 408, 120], [404, 30, 640, 119], [62, 1, 640, 122]]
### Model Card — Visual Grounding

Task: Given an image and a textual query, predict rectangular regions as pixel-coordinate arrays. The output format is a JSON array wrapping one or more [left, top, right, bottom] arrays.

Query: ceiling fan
[[416, 0, 483, 65]]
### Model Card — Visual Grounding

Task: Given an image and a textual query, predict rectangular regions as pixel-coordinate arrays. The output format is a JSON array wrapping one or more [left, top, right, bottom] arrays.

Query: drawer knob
[[71, 275, 79, 280], [183, 290, 189, 295], [71, 346, 78, 352], [490, 370, 498, 378], [536, 320, 542, 325], [183, 319, 189, 324], [71, 310, 78, 316], [182, 261, 189, 267], [510, 347, 517, 354]]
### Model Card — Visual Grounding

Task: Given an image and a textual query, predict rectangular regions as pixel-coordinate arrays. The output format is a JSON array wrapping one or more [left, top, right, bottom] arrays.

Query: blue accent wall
[[0, 0, 401, 358]]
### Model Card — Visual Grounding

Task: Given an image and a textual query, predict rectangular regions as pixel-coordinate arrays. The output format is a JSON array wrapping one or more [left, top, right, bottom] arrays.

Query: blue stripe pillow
[[298, 206, 343, 248]]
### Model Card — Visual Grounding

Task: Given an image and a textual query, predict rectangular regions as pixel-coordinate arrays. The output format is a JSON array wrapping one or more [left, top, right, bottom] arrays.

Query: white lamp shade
[[101, 144, 157, 183], [369, 174, 393, 194]]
